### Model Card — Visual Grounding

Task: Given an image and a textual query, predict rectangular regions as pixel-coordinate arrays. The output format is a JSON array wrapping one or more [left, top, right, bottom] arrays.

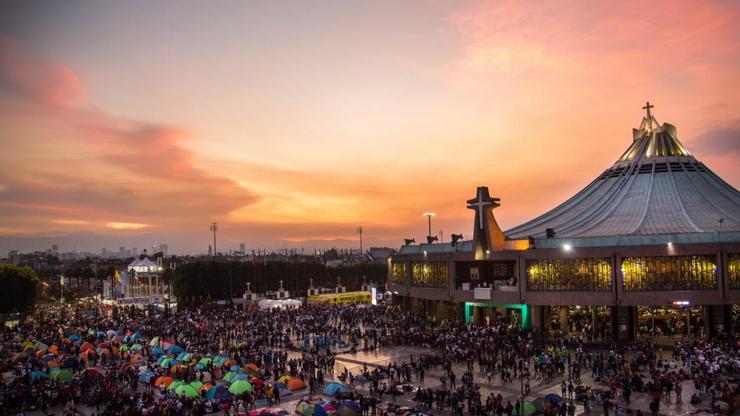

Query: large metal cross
[[467, 188, 493, 230], [643, 101, 655, 130]]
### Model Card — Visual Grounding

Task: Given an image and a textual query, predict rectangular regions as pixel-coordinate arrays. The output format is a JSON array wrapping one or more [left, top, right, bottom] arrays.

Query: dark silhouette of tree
[[0, 264, 40, 313]]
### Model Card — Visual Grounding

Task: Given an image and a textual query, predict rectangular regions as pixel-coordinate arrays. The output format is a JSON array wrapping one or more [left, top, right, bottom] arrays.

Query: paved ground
[[5, 345, 723, 415]]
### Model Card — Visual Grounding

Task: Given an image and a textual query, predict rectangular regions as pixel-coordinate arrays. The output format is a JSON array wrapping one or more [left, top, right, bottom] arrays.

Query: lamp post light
[[60, 275, 64, 303], [422, 212, 436, 239]]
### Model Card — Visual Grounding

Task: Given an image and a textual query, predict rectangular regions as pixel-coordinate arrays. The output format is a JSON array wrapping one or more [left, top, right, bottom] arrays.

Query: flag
[[114, 270, 120, 281]]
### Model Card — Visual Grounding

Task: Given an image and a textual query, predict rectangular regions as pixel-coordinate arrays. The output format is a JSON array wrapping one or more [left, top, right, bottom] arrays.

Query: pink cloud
[[0, 36, 85, 106], [0, 37, 257, 230]]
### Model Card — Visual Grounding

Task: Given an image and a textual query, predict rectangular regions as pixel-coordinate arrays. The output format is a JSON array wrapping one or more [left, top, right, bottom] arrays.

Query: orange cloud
[[105, 222, 150, 230]]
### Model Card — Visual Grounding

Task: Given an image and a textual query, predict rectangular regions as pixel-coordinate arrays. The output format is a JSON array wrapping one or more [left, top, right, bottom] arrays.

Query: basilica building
[[389, 104, 740, 339]]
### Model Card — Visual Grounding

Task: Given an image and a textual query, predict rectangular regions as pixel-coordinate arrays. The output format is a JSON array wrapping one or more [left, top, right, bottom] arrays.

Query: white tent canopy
[[257, 299, 302, 310]]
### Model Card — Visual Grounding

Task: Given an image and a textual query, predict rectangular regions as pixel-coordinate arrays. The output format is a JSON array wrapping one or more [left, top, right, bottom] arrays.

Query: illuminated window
[[411, 261, 448, 288], [621, 255, 717, 291], [390, 262, 407, 285], [727, 254, 740, 289], [526, 258, 612, 291]]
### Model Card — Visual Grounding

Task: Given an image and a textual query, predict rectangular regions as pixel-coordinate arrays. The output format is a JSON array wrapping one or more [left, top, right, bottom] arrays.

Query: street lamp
[[422, 212, 436, 240], [60, 275, 64, 303]]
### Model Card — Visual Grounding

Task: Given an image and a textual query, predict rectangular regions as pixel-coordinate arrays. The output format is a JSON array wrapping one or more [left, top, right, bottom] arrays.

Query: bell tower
[[467, 186, 505, 259]]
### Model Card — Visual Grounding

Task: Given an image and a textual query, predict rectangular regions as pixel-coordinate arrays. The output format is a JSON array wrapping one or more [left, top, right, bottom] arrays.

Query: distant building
[[8, 250, 20, 265], [367, 247, 395, 263], [239, 243, 246, 255], [115, 257, 168, 299]]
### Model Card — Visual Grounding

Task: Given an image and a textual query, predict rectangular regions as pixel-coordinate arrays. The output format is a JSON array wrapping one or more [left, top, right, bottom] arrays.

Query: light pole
[[209, 222, 218, 256], [357, 227, 363, 260], [60, 275, 64, 303], [422, 212, 436, 239]]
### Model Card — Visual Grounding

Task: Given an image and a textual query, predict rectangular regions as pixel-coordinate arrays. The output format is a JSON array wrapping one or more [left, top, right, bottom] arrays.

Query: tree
[[0, 264, 40, 313]]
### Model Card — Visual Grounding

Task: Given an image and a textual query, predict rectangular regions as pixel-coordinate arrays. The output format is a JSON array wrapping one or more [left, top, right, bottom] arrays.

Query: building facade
[[389, 107, 740, 339]]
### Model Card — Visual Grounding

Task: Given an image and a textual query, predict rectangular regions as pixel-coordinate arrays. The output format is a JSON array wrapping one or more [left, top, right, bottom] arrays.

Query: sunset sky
[[1, 0, 739, 254]]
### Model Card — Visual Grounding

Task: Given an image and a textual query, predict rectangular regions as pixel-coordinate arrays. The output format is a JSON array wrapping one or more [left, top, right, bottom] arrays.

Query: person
[[567, 401, 576, 416], [675, 381, 682, 404], [649, 399, 659, 416]]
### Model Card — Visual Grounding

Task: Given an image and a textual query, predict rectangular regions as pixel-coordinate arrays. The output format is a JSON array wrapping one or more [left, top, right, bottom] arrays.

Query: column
[[592, 307, 598, 339], [559, 306, 570, 334], [530, 305, 545, 333]]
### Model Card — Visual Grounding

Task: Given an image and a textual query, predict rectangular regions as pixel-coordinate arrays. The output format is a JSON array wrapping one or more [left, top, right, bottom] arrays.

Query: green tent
[[512, 401, 537, 416], [176, 384, 199, 398], [167, 380, 185, 391], [51, 369, 73, 382], [228, 380, 254, 395]]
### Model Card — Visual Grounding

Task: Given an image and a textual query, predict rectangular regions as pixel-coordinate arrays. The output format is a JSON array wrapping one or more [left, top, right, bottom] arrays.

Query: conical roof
[[506, 104, 740, 239]]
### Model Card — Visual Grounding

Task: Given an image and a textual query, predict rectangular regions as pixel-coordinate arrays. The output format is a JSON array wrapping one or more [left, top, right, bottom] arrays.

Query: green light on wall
[[465, 302, 530, 329]]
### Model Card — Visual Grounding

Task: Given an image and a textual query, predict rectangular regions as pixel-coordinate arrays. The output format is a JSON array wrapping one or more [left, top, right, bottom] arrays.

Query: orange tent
[[224, 359, 237, 367], [80, 350, 93, 361], [287, 378, 306, 390], [80, 342, 94, 352], [245, 363, 258, 372], [49, 345, 59, 353], [47, 361, 60, 367], [170, 364, 186, 375], [199, 383, 213, 394], [155, 376, 174, 388], [131, 354, 144, 364]]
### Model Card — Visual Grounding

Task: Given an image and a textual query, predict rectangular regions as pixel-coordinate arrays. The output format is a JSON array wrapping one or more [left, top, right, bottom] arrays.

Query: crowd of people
[[0, 299, 738, 415]]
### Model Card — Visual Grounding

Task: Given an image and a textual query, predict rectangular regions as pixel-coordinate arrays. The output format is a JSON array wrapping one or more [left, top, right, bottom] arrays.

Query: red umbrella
[[250, 378, 265, 389]]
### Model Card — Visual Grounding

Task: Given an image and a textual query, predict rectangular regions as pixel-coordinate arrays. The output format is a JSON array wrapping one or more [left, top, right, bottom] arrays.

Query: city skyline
[[1, 0, 739, 254]]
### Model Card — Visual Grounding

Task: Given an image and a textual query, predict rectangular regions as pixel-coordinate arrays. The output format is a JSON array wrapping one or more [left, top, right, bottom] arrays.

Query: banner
[[116, 295, 163, 305]]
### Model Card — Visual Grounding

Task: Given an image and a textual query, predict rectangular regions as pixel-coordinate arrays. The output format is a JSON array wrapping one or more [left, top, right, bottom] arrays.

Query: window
[[526, 258, 612, 291], [390, 262, 407, 285], [726, 254, 740, 289], [411, 261, 448, 288], [621, 255, 717, 291]]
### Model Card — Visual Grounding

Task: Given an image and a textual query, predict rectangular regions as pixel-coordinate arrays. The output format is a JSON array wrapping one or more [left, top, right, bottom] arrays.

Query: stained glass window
[[726, 254, 739, 290], [526, 258, 612, 291], [621, 255, 717, 291], [411, 261, 448, 288], [390, 262, 407, 285]]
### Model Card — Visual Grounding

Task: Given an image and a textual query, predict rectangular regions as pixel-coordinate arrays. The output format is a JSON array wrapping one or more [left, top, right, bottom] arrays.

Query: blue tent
[[545, 393, 563, 404], [151, 346, 165, 356], [323, 382, 349, 396], [69, 334, 81, 342], [177, 352, 189, 361], [139, 371, 155, 383], [230, 373, 248, 383], [167, 345, 184, 354], [205, 385, 232, 401], [31, 370, 48, 381], [337, 400, 361, 414], [61, 357, 76, 368]]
